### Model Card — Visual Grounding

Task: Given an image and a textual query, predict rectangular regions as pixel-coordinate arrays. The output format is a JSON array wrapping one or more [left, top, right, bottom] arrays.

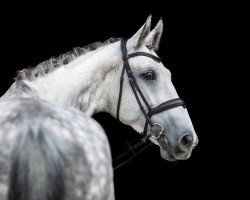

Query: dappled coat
[[0, 99, 114, 200]]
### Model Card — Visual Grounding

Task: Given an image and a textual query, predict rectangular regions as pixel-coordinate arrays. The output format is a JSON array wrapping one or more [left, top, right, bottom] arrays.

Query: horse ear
[[127, 15, 152, 50], [145, 18, 163, 52]]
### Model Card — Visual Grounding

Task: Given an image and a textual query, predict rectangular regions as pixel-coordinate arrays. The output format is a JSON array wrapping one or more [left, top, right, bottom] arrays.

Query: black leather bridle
[[116, 39, 186, 141]]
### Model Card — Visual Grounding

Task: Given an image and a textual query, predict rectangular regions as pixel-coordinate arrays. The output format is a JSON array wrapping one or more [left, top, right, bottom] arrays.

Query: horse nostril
[[178, 134, 193, 151]]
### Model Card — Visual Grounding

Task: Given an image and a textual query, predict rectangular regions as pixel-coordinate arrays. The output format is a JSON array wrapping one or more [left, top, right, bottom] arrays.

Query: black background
[[0, 3, 237, 199]]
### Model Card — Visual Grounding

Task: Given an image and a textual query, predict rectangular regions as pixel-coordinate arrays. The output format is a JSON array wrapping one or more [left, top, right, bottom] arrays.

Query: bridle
[[116, 39, 186, 139], [114, 39, 186, 170]]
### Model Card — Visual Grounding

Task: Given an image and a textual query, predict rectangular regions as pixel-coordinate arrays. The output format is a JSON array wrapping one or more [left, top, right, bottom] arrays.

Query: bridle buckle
[[149, 123, 164, 140]]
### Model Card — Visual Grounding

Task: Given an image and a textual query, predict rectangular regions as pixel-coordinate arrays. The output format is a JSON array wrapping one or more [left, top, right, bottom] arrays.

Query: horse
[[0, 15, 198, 199]]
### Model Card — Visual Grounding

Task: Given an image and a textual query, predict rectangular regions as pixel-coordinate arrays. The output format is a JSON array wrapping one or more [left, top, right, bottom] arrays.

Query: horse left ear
[[146, 18, 163, 52], [127, 15, 152, 50]]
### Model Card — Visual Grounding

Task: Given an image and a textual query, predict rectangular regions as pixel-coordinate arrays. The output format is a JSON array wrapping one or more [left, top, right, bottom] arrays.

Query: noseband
[[116, 39, 186, 140]]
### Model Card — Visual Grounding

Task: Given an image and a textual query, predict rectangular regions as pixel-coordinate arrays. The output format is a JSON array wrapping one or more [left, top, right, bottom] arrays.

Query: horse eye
[[143, 71, 156, 80]]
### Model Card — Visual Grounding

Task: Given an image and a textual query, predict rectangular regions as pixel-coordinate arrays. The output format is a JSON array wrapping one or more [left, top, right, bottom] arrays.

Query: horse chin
[[157, 137, 176, 161], [160, 149, 176, 161]]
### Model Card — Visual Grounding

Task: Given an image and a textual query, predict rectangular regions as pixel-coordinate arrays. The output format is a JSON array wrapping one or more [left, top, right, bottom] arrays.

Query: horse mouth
[[160, 148, 176, 161], [158, 137, 176, 161], [159, 136, 192, 161], [151, 133, 193, 161]]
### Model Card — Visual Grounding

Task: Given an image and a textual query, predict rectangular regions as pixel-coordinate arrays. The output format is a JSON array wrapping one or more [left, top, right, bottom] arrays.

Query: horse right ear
[[127, 15, 152, 50]]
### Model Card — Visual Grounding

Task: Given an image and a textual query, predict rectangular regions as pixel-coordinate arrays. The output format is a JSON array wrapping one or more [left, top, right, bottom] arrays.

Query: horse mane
[[15, 37, 121, 81]]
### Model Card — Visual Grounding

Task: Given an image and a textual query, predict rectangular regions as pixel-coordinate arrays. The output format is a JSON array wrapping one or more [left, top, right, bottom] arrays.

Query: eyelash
[[143, 70, 156, 80]]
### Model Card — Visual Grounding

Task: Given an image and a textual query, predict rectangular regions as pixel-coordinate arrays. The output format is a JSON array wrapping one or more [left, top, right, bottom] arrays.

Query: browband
[[123, 52, 162, 62]]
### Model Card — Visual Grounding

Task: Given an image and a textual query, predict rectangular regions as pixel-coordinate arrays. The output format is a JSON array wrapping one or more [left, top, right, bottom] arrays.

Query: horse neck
[[1, 41, 122, 115]]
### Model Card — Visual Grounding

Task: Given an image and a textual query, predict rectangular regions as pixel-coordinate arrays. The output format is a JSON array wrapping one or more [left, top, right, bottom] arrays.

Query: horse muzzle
[[149, 124, 198, 161]]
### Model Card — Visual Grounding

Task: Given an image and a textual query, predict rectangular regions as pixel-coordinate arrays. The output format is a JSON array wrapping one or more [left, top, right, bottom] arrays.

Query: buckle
[[149, 123, 164, 140]]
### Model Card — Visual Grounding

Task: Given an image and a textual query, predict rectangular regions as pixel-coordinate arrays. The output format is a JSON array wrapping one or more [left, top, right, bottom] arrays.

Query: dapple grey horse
[[0, 15, 198, 200]]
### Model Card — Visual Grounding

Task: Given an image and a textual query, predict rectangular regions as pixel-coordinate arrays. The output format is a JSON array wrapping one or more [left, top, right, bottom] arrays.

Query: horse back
[[0, 98, 114, 200]]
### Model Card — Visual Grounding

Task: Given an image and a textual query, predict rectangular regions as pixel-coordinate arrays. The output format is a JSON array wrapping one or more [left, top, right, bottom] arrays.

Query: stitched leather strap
[[123, 52, 161, 62], [148, 98, 186, 117], [116, 66, 126, 121]]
